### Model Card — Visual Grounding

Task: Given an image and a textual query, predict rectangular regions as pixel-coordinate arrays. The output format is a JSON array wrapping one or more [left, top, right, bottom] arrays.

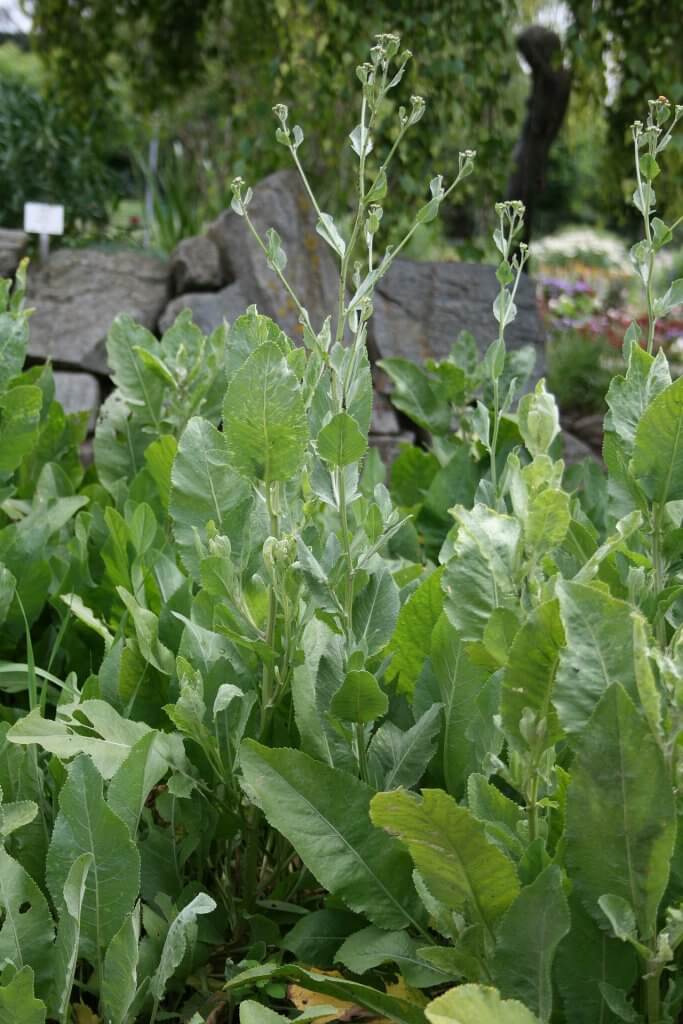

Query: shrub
[[0, 39, 682, 1024]]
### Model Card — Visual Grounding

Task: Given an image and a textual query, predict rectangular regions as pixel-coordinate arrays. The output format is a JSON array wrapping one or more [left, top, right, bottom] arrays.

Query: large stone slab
[[0, 228, 29, 277], [208, 170, 339, 341], [368, 259, 544, 369], [159, 281, 248, 335], [170, 235, 222, 295], [27, 248, 169, 375], [54, 371, 101, 432]]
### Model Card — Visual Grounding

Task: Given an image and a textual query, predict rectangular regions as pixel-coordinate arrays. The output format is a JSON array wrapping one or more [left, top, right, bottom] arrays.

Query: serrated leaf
[[224, 342, 308, 482], [566, 685, 675, 939], [425, 984, 539, 1024], [554, 582, 638, 736], [317, 412, 367, 467], [491, 866, 569, 1021], [0, 312, 28, 391], [631, 375, 683, 503], [371, 788, 520, 933], [170, 416, 252, 578], [240, 741, 422, 930], [46, 756, 140, 959]]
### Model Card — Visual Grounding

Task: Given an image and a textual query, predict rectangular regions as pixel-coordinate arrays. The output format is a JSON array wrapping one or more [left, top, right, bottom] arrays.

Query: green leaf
[[46, 756, 140, 959], [0, 785, 37, 840], [631, 375, 683, 503], [223, 341, 308, 482], [554, 582, 638, 736], [443, 505, 521, 643], [491, 866, 569, 1022], [117, 588, 175, 675], [106, 315, 163, 413], [8, 701, 151, 780], [150, 893, 216, 1003], [330, 670, 388, 724], [144, 434, 177, 510], [431, 614, 489, 798], [225, 309, 291, 386], [353, 570, 400, 656], [467, 774, 524, 857], [0, 385, 42, 473], [281, 909, 363, 968], [501, 600, 564, 754], [107, 731, 170, 836], [524, 489, 570, 554], [170, 416, 252, 578], [241, 1000, 289, 1024], [227, 964, 425, 1024], [0, 849, 54, 996], [368, 705, 442, 791], [556, 894, 638, 1024], [425, 984, 539, 1024], [379, 358, 452, 435], [240, 741, 422, 930], [566, 685, 675, 939], [317, 412, 367, 467], [48, 854, 92, 1021], [371, 789, 520, 933], [0, 967, 46, 1024], [387, 568, 444, 695], [0, 312, 28, 392], [605, 342, 670, 452], [336, 925, 449, 987], [101, 909, 140, 1024]]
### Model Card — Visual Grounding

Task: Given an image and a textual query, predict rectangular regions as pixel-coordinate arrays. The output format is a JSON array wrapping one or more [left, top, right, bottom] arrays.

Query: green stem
[[337, 468, 354, 630], [355, 721, 369, 782], [260, 481, 280, 740], [645, 963, 661, 1024], [652, 503, 666, 647], [527, 773, 539, 844], [490, 376, 500, 495], [243, 807, 260, 912]]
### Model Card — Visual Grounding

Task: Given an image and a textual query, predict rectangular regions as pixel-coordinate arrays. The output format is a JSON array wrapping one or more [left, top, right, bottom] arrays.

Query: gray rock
[[27, 248, 169, 375], [54, 371, 101, 432], [0, 228, 29, 277], [369, 259, 544, 370], [170, 235, 222, 295], [158, 281, 248, 335], [208, 170, 339, 341]]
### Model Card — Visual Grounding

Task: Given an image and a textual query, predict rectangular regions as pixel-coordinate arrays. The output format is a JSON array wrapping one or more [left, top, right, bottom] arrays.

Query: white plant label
[[23, 202, 65, 236]]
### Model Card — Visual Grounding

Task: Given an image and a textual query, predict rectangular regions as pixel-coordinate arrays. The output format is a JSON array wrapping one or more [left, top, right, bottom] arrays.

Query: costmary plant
[[0, 36, 682, 1024]]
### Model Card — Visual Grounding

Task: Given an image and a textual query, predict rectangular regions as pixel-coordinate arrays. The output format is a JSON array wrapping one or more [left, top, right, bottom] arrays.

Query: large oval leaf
[[631, 374, 683, 503], [223, 341, 308, 482]]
